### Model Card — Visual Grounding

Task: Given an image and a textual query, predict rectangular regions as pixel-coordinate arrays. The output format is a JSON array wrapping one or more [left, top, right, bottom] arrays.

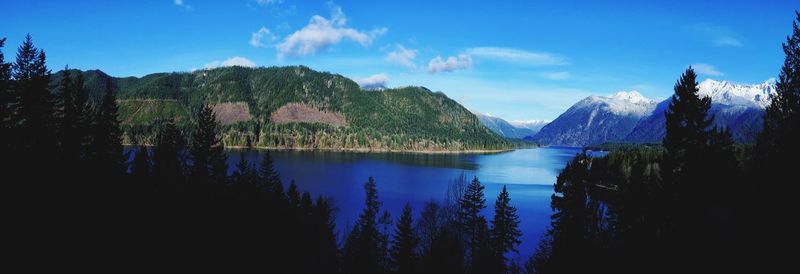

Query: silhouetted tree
[[189, 104, 227, 186], [419, 200, 464, 274], [391, 203, 418, 274], [0, 38, 12, 153], [287, 179, 301, 208], [343, 176, 388, 274], [491, 185, 522, 272], [311, 196, 341, 273], [57, 69, 93, 169], [152, 120, 185, 195], [90, 78, 126, 181], [663, 67, 713, 180], [458, 176, 489, 270], [752, 10, 800, 272], [258, 151, 283, 196], [12, 34, 56, 162]]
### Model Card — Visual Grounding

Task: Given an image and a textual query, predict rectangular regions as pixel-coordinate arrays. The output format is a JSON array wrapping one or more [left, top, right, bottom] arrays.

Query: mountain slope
[[533, 91, 657, 146], [508, 120, 549, 133], [475, 112, 540, 139], [625, 79, 776, 143], [56, 66, 509, 151]]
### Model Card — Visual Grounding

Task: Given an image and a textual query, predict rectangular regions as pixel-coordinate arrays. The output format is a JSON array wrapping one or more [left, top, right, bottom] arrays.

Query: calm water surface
[[225, 147, 589, 260]]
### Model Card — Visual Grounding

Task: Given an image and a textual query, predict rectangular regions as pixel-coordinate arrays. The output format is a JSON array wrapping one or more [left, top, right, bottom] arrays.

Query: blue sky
[[1, 0, 797, 121]]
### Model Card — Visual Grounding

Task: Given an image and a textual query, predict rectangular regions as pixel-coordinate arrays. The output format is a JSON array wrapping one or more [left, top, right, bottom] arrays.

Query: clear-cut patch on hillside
[[270, 102, 347, 127], [118, 99, 188, 125], [213, 102, 253, 125]]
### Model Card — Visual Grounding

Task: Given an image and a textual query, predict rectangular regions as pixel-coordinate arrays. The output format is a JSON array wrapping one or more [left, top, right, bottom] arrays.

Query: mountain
[[625, 79, 776, 143], [508, 120, 549, 134], [475, 113, 543, 139], [55, 66, 509, 151], [533, 91, 657, 147]]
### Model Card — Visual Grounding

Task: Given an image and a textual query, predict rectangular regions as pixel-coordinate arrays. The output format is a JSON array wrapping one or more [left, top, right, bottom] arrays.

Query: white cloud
[[686, 24, 743, 48], [354, 73, 389, 89], [541, 71, 571, 80], [385, 45, 418, 69], [276, 6, 387, 58], [427, 54, 473, 74], [256, 0, 283, 5], [465, 47, 567, 66], [204, 56, 257, 69], [173, 0, 191, 10], [714, 37, 743, 47], [692, 63, 724, 76], [250, 27, 277, 48]]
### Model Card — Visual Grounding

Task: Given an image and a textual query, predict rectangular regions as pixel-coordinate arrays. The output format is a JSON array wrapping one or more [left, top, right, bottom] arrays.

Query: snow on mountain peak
[[697, 78, 777, 108], [609, 91, 653, 104], [509, 119, 550, 129], [571, 90, 656, 116]]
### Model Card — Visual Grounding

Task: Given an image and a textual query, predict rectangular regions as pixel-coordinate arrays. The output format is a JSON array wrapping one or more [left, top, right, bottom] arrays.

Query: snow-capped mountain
[[697, 79, 777, 108], [475, 112, 543, 139], [532, 91, 658, 146], [625, 79, 777, 143], [508, 120, 550, 133]]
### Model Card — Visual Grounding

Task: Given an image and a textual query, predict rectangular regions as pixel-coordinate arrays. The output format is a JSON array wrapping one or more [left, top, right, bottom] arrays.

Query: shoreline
[[223, 145, 515, 155], [124, 143, 515, 154]]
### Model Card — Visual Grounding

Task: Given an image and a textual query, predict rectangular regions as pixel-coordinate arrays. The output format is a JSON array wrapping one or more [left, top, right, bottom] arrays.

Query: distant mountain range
[[532, 79, 777, 147], [475, 112, 548, 139]]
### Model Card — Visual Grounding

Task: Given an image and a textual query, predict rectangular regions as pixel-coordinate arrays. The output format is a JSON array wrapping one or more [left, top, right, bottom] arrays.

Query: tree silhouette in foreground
[[391, 203, 418, 274], [490, 185, 522, 273]]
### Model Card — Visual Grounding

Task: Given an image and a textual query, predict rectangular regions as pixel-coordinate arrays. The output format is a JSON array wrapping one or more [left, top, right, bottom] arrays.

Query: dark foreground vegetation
[[2, 10, 798, 274], [1, 35, 523, 272], [530, 12, 800, 274]]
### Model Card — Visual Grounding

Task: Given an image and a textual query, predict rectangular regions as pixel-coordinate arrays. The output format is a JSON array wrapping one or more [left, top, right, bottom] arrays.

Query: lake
[[224, 147, 588, 260]]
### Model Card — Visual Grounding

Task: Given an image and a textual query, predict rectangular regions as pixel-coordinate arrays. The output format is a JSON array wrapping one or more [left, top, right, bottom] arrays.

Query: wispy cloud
[[204, 56, 257, 69], [692, 63, 724, 76], [427, 54, 473, 74], [250, 27, 277, 48], [173, 0, 192, 10], [276, 5, 387, 58], [385, 44, 418, 69], [354, 73, 389, 89], [255, 0, 283, 5], [686, 23, 743, 48], [541, 71, 571, 80], [465, 47, 568, 66]]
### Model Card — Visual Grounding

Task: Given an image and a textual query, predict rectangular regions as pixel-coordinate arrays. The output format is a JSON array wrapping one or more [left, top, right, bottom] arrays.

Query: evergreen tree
[[311, 196, 341, 272], [0, 38, 10, 152], [189, 104, 227, 185], [490, 185, 522, 271], [663, 67, 713, 180], [391, 203, 418, 274], [759, 11, 800, 166], [287, 179, 301, 207], [752, 11, 800, 272], [458, 176, 489, 265], [90, 78, 126, 180], [232, 152, 257, 186], [57, 69, 93, 167], [343, 176, 387, 274], [258, 151, 283, 195], [152, 120, 186, 195], [12, 34, 56, 159]]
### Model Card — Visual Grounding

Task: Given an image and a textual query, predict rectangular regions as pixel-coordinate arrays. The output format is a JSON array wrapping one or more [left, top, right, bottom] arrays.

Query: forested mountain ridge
[[52, 66, 510, 151]]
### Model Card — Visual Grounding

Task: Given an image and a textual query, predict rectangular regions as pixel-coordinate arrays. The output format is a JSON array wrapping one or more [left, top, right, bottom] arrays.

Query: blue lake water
[[224, 147, 587, 260]]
